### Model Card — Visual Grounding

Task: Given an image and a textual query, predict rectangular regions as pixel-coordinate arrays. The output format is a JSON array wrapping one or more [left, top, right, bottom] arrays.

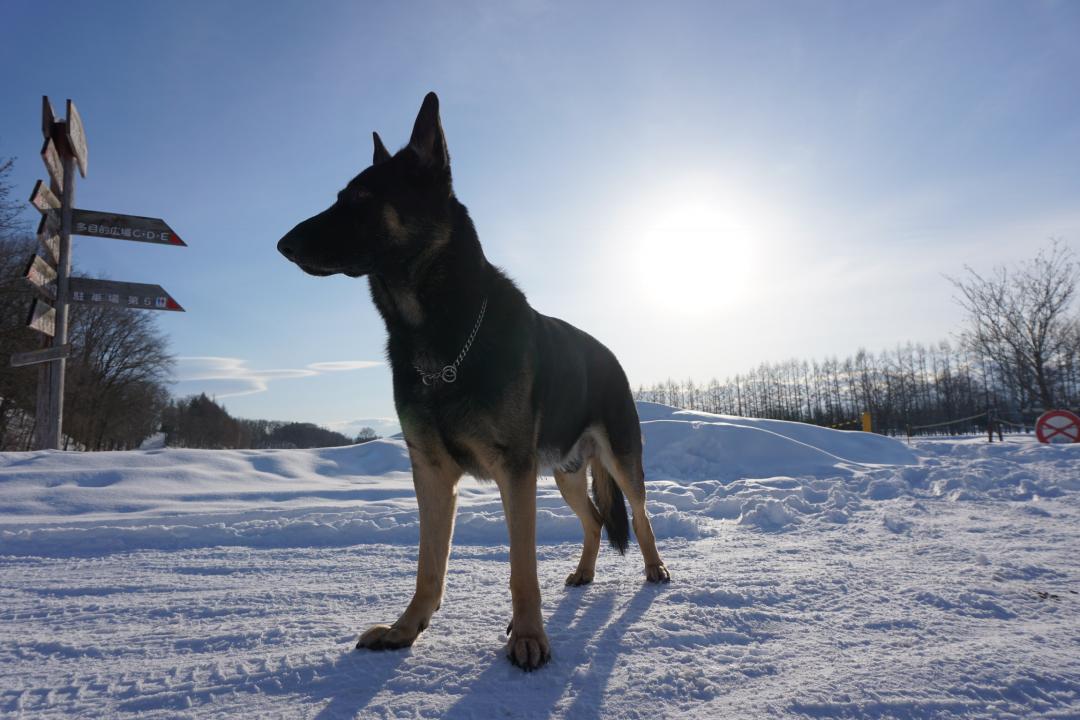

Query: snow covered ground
[[1, 403, 1078, 718]]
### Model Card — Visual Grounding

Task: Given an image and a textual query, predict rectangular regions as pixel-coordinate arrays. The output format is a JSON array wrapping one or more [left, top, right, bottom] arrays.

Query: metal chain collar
[[414, 297, 488, 385]]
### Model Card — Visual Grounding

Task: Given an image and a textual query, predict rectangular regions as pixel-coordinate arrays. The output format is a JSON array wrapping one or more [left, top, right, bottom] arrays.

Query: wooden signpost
[[30, 180, 61, 214], [10, 345, 70, 369], [23, 255, 57, 300], [12, 97, 188, 450], [41, 138, 64, 190], [69, 278, 185, 312], [73, 210, 186, 246], [26, 299, 56, 337], [66, 99, 88, 178], [41, 96, 56, 139], [36, 212, 60, 263]]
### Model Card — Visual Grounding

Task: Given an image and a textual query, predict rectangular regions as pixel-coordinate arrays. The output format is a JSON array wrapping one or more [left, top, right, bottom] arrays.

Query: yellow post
[[861, 412, 872, 432]]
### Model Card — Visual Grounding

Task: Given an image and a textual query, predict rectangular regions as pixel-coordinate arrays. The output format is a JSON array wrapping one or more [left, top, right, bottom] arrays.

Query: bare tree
[[354, 427, 379, 444], [0, 156, 26, 238], [0, 155, 38, 448], [0, 235, 40, 447], [63, 299, 175, 449], [948, 241, 1079, 410]]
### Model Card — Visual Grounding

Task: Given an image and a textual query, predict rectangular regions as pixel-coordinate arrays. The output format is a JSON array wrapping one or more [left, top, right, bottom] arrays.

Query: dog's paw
[[564, 569, 594, 587], [506, 628, 550, 671], [645, 562, 671, 584], [356, 623, 419, 651]]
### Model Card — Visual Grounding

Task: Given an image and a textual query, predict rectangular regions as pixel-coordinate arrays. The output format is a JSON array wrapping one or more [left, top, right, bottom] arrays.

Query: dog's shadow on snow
[[442, 581, 664, 720], [307, 648, 411, 720], [292, 581, 663, 719], [115, 641, 411, 717]]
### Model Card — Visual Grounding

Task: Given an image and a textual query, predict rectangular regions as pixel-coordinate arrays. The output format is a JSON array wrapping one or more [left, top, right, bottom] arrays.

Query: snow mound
[[0, 439, 412, 520], [637, 401, 917, 474]]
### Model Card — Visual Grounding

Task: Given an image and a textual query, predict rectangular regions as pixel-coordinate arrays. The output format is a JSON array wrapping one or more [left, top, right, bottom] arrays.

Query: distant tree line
[[636, 242, 1080, 435], [161, 393, 380, 449]]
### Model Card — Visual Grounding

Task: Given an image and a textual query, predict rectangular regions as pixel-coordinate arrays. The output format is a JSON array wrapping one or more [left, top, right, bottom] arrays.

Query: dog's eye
[[354, 188, 372, 202]]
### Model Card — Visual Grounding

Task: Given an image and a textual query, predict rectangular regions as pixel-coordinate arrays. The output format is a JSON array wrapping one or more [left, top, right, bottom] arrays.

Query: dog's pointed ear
[[372, 131, 391, 165], [408, 92, 449, 171]]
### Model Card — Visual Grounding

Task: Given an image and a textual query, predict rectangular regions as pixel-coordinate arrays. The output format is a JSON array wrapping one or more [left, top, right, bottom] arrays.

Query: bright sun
[[625, 180, 774, 316]]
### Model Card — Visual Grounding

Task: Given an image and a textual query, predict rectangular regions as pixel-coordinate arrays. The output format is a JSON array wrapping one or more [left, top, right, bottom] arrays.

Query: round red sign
[[1035, 409, 1080, 444]]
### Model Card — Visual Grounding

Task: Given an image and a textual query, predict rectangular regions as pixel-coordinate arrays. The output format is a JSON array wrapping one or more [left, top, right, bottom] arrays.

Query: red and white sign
[[1035, 410, 1080, 444]]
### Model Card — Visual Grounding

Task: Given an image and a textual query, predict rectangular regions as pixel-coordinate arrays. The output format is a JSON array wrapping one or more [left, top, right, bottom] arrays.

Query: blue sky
[[2, 1, 1078, 434]]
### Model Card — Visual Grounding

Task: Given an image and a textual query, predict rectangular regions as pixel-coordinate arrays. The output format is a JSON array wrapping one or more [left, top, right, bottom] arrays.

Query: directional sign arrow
[[69, 278, 185, 312], [30, 180, 61, 214], [36, 213, 60, 264], [41, 96, 57, 140], [72, 209, 186, 246], [26, 299, 56, 337], [10, 344, 71, 368], [66, 99, 87, 177], [41, 137, 64, 191], [23, 255, 57, 300]]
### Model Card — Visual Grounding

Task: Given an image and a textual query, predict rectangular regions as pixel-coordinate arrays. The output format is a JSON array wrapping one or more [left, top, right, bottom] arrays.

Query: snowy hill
[[1, 403, 1078, 717]]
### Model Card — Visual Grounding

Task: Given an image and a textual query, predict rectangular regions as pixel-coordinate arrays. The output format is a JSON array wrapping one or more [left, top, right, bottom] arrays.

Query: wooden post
[[45, 140, 75, 450], [32, 339, 50, 449], [38, 117, 63, 451], [986, 409, 993, 444]]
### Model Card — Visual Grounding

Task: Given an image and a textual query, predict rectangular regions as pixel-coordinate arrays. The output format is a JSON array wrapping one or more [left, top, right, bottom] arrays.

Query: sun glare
[[625, 179, 775, 316]]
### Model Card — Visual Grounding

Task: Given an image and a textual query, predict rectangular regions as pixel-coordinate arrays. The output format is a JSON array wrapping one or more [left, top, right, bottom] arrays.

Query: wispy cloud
[[173, 356, 383, 398], [306, 360, 383, 372]]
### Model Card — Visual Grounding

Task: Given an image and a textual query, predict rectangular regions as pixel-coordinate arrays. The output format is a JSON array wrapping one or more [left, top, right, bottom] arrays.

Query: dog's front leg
[[357, 449, 460, 651], [496, 468, 550, 670]]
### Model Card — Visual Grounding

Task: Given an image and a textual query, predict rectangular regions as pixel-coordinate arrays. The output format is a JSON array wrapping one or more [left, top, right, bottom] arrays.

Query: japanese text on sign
[[75, 221, 172, 244]]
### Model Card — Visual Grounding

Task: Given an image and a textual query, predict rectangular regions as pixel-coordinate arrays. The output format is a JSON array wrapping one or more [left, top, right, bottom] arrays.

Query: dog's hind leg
[[554, 467, 603, 586], [357, 444, 461, 651], [603, 451, 671, 584]]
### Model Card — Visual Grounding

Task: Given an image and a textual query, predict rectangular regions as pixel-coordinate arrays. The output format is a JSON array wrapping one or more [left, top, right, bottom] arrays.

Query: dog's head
[[277, 92, 453, 278]]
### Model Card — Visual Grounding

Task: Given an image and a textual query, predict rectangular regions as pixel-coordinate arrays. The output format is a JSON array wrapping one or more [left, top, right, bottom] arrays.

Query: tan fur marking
[[357, 430, 462, 650], [384, 215, 455, 327], [383, 205, 407, 244], [554, 467, 602, 586], [391, 288, 424, 326], [493, 461, 550, 669], [454, 365, 534, 479], [591, 429, 668, 579]]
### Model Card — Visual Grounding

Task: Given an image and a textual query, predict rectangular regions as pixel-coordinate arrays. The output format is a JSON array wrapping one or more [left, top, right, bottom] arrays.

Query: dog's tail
[[590, 459, 629, 555]]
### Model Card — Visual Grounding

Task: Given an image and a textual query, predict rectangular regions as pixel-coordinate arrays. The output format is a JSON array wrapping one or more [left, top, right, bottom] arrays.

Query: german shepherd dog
[[277, 93, 669, 670]]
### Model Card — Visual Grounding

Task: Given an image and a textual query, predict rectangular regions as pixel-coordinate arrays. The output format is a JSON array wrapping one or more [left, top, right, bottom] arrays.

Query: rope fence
[[815, 409, 1038, 444], [907, 412, 987, 432], [905, 409, 1031, 443]]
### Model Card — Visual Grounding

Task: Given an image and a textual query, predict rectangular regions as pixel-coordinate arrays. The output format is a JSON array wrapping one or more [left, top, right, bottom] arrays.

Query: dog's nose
[[277, 237, 296, 259]]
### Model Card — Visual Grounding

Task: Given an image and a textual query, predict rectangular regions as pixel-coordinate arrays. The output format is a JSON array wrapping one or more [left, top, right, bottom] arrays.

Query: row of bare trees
[[637, 242, 1080, 434]]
